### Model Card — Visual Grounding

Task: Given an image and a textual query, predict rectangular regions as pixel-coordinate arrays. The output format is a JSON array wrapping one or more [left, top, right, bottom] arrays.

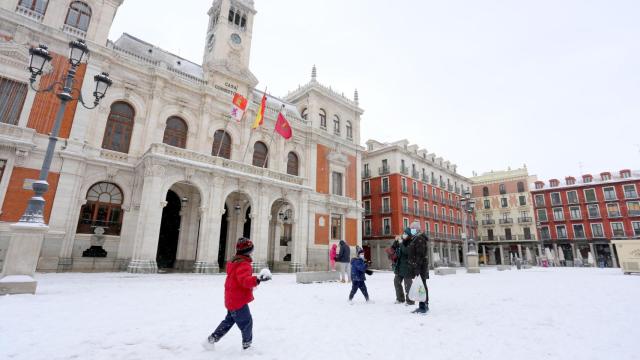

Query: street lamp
[[460, 189, 476, 268], [20, 39, 112, 224]]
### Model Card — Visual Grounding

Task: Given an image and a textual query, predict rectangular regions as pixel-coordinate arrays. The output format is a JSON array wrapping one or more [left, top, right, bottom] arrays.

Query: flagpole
[[242, 87, 266, 163], [262, 104, 285, 168], [217, 99, 248, 158]]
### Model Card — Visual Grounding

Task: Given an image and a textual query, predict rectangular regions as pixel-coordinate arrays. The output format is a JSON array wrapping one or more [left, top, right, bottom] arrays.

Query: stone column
[[589, 243, 596, 266], [517, 244, 523, 259], [250, 190, 270, 271], [194, 178, 224, 273], [609, 243, 618, 268], [482, 245, 486, 265], [127, 164, 165, 273], [290, 193, 308, 272], [499, 245, 505, 265]]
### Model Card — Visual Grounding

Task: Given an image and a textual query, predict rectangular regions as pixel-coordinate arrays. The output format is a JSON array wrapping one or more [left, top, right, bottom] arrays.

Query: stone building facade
[[361, 139, 475, 269], [470, 168, 538, 265], [0, 0, 363, 273]]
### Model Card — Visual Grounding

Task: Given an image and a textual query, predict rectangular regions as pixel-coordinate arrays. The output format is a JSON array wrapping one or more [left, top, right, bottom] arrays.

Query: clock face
[[230, 33, 242, 45]]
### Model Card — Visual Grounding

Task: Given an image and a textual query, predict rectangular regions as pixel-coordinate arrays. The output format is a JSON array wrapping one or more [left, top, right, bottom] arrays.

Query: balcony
[[412, 170, 420, 179], [16, 5, 44, 22], [363, 188, 371, 196], [479, 236, 496, 241], [413, 208, 421, 216], [517, 217, 532, 224], [497, 235, 514, 241], [382, 227, 392, 236], [431, 178, 437, 186], [362, 169, 371, 179], [364, 209, 372, 216], [62, 24, 87, 39], [413, 189, 420, 197], [608, 212, 622, 219], [402, 206, 410, 214], [433, 213, 440, 221], [364, 228, 372, 237], [423, 193, 430, 201], [400, 166, 409, 175], [612, 232, 627, 239], [401, 186, 408, 194], [629, 210, 640, 217], [516, 234, 536, 241], [381, 185, 390, 194], [424, 211, 432, 219], [381, 206, 392, 214], [421, 174, 429, 182], [604, 196, 618, 202], [535, 201, 546, 208], [499, 218, 514, 225], [625, 192, 639, 199], [379, 167, 390, 175], [481, 219, 495, 225]]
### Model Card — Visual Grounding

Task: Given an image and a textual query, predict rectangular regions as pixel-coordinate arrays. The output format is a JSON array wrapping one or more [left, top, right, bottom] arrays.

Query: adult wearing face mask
[[406, 221, 430, 314], [394, 228, 414, 305]]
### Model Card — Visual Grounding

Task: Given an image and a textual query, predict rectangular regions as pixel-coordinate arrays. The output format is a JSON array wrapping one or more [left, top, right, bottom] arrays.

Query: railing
[[364, 209, 372, 216], [608, 212, 622, 218], [412, 170, 420, 179], [568, 197, 579, 204], [381, 207, 392, 214], [629, 210, 640, 216], [518, 217, 532, 223], [402, 186, 408, 194], [413, 208, 421, 216], [481, 220, 495, 225], [551, 200, 563, 207], [62, 24, 87, 39], [147, 143, 304, 186], [535, 201, 546, 208], [379, 167, 390, 175], [499, 218, 514, 225], [363, 188, 371, 196], [604, 196, 618, 202], [423, 193, 430, 201], [400, 166, 409, 175], [381, 186, 390, 193], [362, 170, 371, 179], [569, 215, 582, 220], [625, 192, 639, 199], [77, 221, 122, 236], [588, 213, 601, 219], [413, 189, 420, 196], [421, 174, 429, 182], [433, 214, 440, 220], [382, 227, 392, 235], [364, 228, 372, 237], [516, 234, 536, 241], [424, 211, 432, 218], [402, 206, 410, 214], [16, 5, 44, 22]]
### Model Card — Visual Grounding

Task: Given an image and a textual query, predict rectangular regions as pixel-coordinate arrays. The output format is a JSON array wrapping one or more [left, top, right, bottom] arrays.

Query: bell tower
[[203, 0, 258, 90]]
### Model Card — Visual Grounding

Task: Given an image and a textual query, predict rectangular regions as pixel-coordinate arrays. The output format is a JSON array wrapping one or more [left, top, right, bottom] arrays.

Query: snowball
[[259, 268, 272, 280]]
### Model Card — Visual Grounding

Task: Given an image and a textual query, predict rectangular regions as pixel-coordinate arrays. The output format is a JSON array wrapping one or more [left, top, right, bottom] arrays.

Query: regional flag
[[230, 93, 248, 122], [252, 91, 267, 129], [275, 111, 293, 140]]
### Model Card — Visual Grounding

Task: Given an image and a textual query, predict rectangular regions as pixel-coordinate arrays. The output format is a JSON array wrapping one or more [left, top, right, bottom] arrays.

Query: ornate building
[[0, 0, 363, 273], [470, 168, 538, 265], [361, 139, 475, 269]]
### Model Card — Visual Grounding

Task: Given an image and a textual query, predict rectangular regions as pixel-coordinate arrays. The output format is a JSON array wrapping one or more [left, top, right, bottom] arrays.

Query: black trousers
[[212, 304, 253, 347], [417, 273, 429, 309], [349, 280, 369, 300]]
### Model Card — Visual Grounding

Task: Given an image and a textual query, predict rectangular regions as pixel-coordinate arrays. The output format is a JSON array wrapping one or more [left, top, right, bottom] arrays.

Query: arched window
[[482, 186, 489, 197], [287, 152, 299, 176], [346, 120, 353, 139], [517, 181, 525, 193], [333, 115, 340, 135], [252, 141, 268, 167], [235, 12, 240, 25], [301, 108, 308, 120], [212, 130, 232, 159], [102, 101, 134, 153], [499, 183, 506, 195], [319, 109, 326, 129], [163, 116, 188, 148], [17, 0, 49, 16], [228, 7, 235, 22], [65, 1, 91, 31], [241, 15, 247, 28], [77, 182, 123, 236]]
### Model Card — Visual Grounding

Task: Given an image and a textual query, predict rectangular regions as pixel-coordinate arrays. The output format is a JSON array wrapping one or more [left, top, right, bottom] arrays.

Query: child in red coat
[[205, 237, 271, 350]]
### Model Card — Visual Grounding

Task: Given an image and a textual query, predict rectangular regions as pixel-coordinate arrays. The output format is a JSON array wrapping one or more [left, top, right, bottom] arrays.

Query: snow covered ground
[[1, 267, 638, 360]]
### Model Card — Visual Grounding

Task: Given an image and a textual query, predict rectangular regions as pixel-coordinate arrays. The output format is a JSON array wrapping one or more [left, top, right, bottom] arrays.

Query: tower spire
[[354, 89, 359, 104], [311, 64, 317, 80]]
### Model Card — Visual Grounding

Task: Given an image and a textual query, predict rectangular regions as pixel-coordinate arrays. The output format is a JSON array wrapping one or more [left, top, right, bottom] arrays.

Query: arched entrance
[[157, 190, 181, 270], [156, 183, 202, 272], [219, 192, 252, 269], [268, 199, 294, 272]]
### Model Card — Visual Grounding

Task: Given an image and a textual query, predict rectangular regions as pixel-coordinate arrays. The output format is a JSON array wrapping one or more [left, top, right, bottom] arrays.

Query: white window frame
[[402, 197, 409, 212], [556, 225, 568, 239], [519, 195, 526, 206], [572, 224, 585, 239], [606, 202, 621, 218], [591, 223, 604, 238], [363, 200, 371, 214], [610, 222, 625, 238], [623, 184, 638, 199], [535, 194, 545, 206], [382, 217, 391, 235], [537, 208, 548, 222], [330, 171, 344, 197], [382, 197, 390, 213], [550, 192, 562, 206], [632, 221, 640, 237], [330, 213, 343, 241], [540, 226, 550, 239], [403, 217, 409, 229], [587, 203, 601, 219], [401, 177, 407, 192], [569, 206, 582, 220], [584, 188, 597, 202], [364, 219, 372, 236], [603, 186, 617, 201], [381, 177, 389, 193], [501, 197, 508, 208], [552, 207, 564, 221], [627, 201, 640, 216], [424, 221, 430, 235], [363, 180, 370, 195], [567, 190, 579, 204]]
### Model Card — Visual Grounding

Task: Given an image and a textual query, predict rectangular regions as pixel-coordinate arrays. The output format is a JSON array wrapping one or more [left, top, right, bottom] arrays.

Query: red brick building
[[531, 169, 640, 267], [361, 140, 476, 269]]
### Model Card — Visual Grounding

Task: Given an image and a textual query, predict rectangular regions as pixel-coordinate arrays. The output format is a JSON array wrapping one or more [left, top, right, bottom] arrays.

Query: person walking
[[336, 240, 351, 282], [329, 243, 337, 271], [204, 237, 271, 351], [407, 222, 430, 314], [394, 228, 414, 305], [348, 248, 370, 302]]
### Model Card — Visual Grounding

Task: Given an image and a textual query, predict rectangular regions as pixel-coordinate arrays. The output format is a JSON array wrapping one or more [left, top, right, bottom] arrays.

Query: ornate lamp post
[[460, 190, 479, 273], [0, 40, 111, 295]]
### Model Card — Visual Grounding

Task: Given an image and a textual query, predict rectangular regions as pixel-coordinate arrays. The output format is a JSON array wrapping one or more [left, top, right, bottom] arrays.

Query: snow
[[1, 268, 638, 360], [0, 275, 35, 283]]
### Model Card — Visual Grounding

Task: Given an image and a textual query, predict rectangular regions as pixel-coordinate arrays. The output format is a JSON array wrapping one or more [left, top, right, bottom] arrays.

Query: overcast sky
[[109, 0, 640, 180]]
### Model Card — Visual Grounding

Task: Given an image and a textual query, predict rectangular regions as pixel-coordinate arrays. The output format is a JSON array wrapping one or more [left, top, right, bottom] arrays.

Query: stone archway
[[267, 199, 294, 272], [219, 192, 253, 269]]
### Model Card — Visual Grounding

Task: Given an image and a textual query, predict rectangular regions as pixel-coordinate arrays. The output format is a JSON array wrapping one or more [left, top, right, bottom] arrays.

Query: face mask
[[359, 254, 365, 259], [401, 233, 408, 240], [410, 229, 418, 236]]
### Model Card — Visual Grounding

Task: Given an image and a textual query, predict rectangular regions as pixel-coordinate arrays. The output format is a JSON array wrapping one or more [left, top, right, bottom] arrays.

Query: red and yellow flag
[[252, 91, 267, 129], [275, 111, 293, 140], [230, 93, 248, 122]]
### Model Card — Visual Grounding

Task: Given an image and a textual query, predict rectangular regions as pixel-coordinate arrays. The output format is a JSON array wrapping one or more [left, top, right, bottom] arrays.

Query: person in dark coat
[[348, 248, 370, 302], [336, 240, 351, 282], [394, 228, 414, 305], [406, 221, 430, 314], [205, 238, 271, 351]]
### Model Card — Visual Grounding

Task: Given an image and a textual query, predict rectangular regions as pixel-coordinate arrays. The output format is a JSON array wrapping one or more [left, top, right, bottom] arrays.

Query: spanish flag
[[275, 111, 293, 140], [252, 91, 267, 129]]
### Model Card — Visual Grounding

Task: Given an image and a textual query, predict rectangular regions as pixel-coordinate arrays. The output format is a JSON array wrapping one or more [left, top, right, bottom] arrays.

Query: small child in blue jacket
[[349, 248, 371, 302]]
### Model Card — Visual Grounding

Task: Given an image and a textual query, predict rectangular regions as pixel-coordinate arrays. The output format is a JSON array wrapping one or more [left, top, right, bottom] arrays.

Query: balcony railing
[[424, 211, 432, 218], [413, 208, 421, 216], [481, 219, 495, 225], [362, 169, 371, 179], [363, 188, 371, 196], [382, 227, 392, 235], [364, 209, 372, 216], [402, 206, 410, 214], [381, 207, 392, 214], [517, 217, 532, 224], [629, 210, 640, 217], [401, 186, 408, 194], [604, 196, 618, 202], [588, 213, 601, 219], [612, 232, 627, 239], [412, 170, 420, 179], [421, 174, 429, 182], [535, 201, 546, 208], [413, 189, 420, 196], [423, 193, 430, 201], [16, 5, 44, 22], [625, 192, 639, 199], [608, 212, 622, 218], [63, 24, 87, 39], [400, 166, 409, 175], [381, 185, 390, 193], [379, 167, 390, 175], [364, 228, 372, 237]]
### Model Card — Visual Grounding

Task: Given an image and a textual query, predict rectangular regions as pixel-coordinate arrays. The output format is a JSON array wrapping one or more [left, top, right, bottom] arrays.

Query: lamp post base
[[466, 252, 480, 274], [0, 222, 49, 295]]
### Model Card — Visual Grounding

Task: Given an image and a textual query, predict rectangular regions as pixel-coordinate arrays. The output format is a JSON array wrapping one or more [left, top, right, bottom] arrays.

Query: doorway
[[157, 190, 182, 270]]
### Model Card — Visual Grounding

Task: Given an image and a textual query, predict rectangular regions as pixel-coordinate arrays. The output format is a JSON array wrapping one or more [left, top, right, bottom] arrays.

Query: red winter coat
[[224, 255, 259, 311]]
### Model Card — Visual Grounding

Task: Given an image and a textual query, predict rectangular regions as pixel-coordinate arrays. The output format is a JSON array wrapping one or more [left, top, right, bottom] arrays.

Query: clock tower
[[203, 0, 258, 90]]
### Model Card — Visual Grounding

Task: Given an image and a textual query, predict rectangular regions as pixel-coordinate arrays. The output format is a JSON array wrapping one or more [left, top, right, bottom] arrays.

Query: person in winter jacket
[[329, 243, 337, 271], [406, 221, 430, 314], [394, 228, 414, 305], [205, 237, 271, 351], [348, 248, 370, 302], [336, 240, 351, 282]]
